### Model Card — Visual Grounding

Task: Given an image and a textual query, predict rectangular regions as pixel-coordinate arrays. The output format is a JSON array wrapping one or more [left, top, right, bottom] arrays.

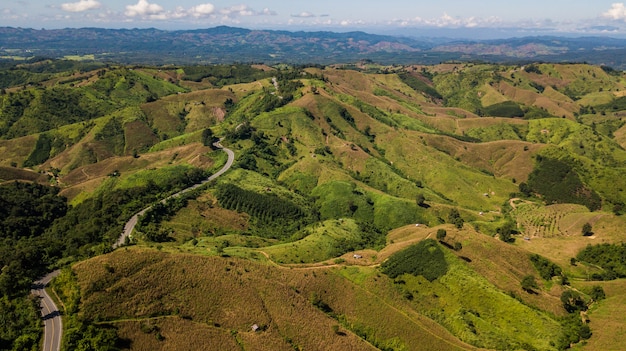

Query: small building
[[353, 254, 363, 259], [251, 324, 259, 332]]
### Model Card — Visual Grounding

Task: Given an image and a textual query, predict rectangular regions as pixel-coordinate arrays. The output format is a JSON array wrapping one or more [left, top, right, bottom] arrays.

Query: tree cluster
[[526, 157, 601, 211], [529, 254, 563, 281], [216, 183, 314, 239], [381, 239, 448, 282], [576, 243, 626, 280]]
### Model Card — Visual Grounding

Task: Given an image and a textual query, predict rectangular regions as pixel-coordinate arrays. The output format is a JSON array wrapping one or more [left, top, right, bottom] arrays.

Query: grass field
[[69, 247, 474, 351], [573, 279, 626, 351], [7, 61, 626, 350]]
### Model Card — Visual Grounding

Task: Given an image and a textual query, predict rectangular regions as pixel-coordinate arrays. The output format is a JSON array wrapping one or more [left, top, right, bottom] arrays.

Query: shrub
[[436, 229, 447, 241], [483, 101, 525, 118], [560, 290, 587, 313], [589, 285, 606, 301], [521, 275, 539, 293], [530, 254, 563, 281]]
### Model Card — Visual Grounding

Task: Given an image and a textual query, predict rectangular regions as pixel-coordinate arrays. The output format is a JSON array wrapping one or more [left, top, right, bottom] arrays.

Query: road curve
[[32, 270, 62, 351], [114, 140, 235, 249]]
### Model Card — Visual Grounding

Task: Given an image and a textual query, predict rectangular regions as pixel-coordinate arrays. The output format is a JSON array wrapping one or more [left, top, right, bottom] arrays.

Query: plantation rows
[[515, 204, 583, 238], [216, 183, 305, 222]]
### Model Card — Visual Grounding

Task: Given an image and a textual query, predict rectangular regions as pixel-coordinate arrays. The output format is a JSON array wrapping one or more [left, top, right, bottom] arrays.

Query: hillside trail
[[509, 197, 533, 210], [257, 250, 352, 270]]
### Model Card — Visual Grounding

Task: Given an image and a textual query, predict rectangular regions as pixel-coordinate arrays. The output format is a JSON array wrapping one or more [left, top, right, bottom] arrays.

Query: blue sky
[[4, 1, 626, 37]]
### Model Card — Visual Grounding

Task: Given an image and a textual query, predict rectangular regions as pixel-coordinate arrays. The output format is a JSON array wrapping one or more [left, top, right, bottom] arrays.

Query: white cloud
[[117, 1, 275, 22], [291, 12, 316, 18], [218, 5, 275, 18], [261, 8, 277, 16], [125, 0, 164, 18], [220, 5, 253, 17], [61, 0, 101, 13], [398, 13, 502, 28], [189, 3, 215, 18], [603, 3, 626, 20]]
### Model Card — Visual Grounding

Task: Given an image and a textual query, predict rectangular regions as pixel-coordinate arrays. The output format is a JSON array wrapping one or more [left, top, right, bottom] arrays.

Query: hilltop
[[1, 59, 626, 350]]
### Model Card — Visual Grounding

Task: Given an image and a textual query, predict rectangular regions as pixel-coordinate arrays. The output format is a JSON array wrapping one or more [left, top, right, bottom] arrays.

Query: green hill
[[2, 60, 626, 351]]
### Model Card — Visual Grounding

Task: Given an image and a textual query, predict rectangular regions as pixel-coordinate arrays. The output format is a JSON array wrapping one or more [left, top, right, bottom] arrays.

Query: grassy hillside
[[64, 247, 473, 351], [3, 60, 626, 350]]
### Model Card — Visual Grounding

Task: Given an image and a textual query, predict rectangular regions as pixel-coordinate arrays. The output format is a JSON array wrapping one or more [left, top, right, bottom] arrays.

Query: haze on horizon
[[4, 1, 626, 39]]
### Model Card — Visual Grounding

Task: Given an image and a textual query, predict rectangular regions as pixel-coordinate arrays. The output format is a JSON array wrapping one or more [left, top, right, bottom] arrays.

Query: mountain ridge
[[3, 26, 626, 68]]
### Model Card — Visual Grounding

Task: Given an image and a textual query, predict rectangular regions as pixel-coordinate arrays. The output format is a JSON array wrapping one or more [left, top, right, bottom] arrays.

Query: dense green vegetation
[[0, 167, 207, 349], [576, 243, 626, 280], [2, 59, 626, 350], [483, 101, 525, 118], [215, 183, 315, 239], [381, 239, 448, 281], [0, 183, 68, 350], [529, 254, 563, 281], [397, 71, 442, 100], [527, 156, 602, 211], [181, 64, 271, 84], [0, 86, 111, 139]]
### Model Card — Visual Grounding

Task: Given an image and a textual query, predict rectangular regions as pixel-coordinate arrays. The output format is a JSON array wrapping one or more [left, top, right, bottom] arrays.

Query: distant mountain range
[[2, 26, 626, 68]]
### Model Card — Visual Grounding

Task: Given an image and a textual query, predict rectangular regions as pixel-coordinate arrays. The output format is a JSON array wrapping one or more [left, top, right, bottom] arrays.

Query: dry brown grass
[[113, 318, 242, 351], [71, 247, 474, 350], [0, 135, 37, 167], [0, 166, 48, 183], [164, 193, 249, 240], [421, 133, 543, 182], [518, 210, 626, 270], [496, 81, 576, 119], [614, 124, 626, 149], [57, 143, 214, 200], [123, 120, 159, 155]]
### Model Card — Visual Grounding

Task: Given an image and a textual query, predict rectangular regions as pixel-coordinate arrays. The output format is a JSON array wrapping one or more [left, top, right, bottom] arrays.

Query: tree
[[561, 290, 587, 313], [448, 209, 464, 229], [201, 128, 215, 147], [519, 182, 532, 197], [582, 222, 593, 236], [590, 285, 606, 301], [436, 229, 447, 241], [613, 202, 624, 215], [416, 193, 426, 207], [453, 242, 463, 251], [521, 275, 539, 293], [497, 221, 516, 243]]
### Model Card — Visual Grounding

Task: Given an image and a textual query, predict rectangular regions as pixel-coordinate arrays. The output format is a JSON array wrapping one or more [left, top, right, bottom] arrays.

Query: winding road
[[31, 270, 62, 351], [114, 140, 235, 249], [34, 139, 234, 351]]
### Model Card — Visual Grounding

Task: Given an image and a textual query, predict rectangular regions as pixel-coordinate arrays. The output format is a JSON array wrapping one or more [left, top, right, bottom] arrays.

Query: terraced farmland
[[514, 203, 593, 238]]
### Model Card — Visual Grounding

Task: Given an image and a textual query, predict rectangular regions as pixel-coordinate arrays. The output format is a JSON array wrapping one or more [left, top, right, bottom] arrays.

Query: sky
[[4, 1, 626, 38]]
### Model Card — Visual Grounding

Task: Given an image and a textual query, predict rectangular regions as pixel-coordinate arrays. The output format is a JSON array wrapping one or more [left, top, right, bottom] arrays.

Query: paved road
[[113, 140, 235, 248], [32, 270, 62, 351]]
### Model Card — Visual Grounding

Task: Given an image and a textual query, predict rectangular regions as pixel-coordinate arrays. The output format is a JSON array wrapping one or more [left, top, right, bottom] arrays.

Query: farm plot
[[514, 203, 591, 238]]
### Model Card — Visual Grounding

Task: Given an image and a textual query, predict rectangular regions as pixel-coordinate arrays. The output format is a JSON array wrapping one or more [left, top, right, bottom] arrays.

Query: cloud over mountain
[[61, 0, 101, 13]]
